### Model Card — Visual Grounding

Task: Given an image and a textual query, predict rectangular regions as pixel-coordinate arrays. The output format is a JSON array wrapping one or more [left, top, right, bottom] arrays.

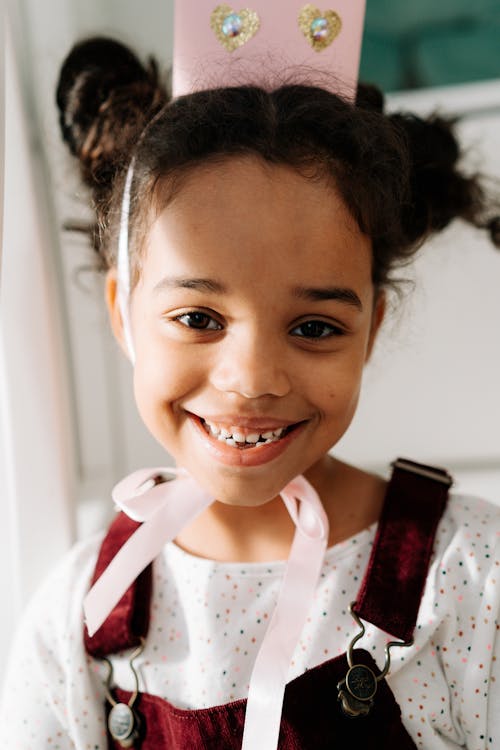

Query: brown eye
[[175, 312, 222, 330], [291, 320, 344, 339]]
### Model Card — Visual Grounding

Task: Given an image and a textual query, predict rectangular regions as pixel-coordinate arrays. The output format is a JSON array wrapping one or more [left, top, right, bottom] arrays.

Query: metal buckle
[[337, 603, 414, 718], [102, 638, 145, 747], [391, 458, 453, 487]]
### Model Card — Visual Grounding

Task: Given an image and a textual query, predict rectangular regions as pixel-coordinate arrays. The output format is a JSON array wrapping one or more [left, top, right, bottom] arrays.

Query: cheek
[[321, 383, 362, 429], [311, 353, 366, 413], [132, 338, 204, 431]]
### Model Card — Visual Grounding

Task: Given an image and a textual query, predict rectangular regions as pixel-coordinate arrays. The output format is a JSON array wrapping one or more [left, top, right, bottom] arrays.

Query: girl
[[2, 24, 500, 750]]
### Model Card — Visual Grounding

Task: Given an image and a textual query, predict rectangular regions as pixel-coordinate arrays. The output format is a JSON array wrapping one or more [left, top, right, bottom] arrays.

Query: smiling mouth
[[199, 418, 302, 449]]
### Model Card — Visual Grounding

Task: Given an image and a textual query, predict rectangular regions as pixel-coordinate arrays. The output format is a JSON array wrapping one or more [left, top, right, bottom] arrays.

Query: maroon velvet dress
[[85, 459, 452, 749]]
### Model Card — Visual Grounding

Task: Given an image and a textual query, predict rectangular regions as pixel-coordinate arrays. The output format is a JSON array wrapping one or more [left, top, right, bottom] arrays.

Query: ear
[[105, 268, 131, 359], [365, 290, 386, 362]]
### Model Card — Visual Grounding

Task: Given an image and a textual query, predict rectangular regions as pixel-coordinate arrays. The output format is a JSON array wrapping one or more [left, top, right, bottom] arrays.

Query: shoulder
[[430, 491, 499, 585], [39, 529, 105, 592], [435, 491, 499, 561], [2, 532, 109, 743], [421, 491, 499, 626], [6, 530, 107, 686], [443, 490, 499, 525], [20, 530, 106, 644], [390, 493, 500, 747]]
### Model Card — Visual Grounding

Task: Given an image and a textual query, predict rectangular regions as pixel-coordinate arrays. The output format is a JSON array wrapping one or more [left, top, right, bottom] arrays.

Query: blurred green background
[[359, 0, 500, 90]]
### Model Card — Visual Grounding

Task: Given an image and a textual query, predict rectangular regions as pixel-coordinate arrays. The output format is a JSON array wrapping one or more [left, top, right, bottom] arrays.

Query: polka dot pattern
[[1, 493, 498, 749]]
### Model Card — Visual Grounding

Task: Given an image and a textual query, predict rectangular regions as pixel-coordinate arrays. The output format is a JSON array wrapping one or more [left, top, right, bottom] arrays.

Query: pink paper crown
[[173, 1, 367, 101]]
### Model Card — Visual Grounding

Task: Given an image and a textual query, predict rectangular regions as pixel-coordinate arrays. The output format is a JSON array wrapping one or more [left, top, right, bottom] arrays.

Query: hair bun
[[56, 36, 168, 189], [388, 112, 486, 243], [487, 215, 500, 248], [355, 83, 385, 113]]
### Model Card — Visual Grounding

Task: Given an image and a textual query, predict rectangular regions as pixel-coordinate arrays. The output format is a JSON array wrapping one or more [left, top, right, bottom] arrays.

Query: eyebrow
[[153, 277, 227, 295], [292, 285, 363, 310], [153, 276, 363, 311]]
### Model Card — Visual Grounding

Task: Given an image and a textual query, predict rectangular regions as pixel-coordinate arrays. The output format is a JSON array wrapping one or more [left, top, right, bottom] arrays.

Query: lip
[[187, 413, 307, 467]]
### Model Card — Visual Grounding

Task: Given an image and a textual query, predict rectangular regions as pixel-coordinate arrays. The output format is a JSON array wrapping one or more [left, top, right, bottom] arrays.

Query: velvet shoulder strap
[[84, 457, 452, 657], [84, 513, 152, 658], [355, 457, 452, 642]]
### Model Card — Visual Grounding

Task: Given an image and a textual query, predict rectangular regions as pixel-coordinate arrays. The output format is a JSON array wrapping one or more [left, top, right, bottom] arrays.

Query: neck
[[173, 456, 386, 563], [174, 491, 296, 563]]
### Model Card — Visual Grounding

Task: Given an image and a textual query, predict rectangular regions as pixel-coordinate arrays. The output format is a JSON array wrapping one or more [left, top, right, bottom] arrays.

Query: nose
[[209, 327, 292, 399]]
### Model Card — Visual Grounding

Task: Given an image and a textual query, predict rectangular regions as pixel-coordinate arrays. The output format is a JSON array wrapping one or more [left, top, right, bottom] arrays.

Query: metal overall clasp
[[102, 638, 145, 747], [337, 603, 413, 718]]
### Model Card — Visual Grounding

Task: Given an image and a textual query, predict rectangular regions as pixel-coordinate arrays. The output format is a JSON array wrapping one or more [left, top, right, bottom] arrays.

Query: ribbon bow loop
[[280, 473, 328, 540]]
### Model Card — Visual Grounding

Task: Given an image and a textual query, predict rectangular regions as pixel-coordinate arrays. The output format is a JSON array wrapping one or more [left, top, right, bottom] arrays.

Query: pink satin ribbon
[[84, 468, 329, 750]]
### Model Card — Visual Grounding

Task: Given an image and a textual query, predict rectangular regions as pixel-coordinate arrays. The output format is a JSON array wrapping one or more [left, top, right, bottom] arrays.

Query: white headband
[[117, 159, 136, 364]]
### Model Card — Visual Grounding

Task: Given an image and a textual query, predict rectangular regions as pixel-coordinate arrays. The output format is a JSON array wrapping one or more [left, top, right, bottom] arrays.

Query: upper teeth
[[203, 420, 286, 444]]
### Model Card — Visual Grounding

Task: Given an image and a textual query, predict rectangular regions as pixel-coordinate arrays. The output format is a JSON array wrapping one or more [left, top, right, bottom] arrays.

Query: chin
[[215, 490, 278, 508], [191, 468, 288, 507]]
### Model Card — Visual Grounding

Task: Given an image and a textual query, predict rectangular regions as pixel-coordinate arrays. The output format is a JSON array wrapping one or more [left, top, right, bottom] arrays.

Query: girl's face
[[107, 156, 384, 506]]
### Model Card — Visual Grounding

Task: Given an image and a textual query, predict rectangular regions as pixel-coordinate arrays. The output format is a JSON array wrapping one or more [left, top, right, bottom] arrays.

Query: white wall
[[1, 7, 76, 676]]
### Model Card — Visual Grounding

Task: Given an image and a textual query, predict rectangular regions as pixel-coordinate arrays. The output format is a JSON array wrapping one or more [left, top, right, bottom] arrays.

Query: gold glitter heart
[[210, 5, 260, 53], [298, 4, 342, 52]]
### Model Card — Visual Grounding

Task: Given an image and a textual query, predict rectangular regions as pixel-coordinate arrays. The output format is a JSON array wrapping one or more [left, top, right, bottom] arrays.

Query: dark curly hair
[[56, 36, 499, 289]]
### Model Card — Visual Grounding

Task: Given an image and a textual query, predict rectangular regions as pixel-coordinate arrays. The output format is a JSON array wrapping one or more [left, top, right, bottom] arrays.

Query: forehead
[[142, 156, 372, 290]]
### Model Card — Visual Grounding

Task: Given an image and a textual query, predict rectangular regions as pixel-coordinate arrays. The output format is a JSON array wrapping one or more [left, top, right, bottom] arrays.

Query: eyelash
[[172, 311, 345, 339], [173, 312, 222, 330], [290, 320, 345, 339]]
